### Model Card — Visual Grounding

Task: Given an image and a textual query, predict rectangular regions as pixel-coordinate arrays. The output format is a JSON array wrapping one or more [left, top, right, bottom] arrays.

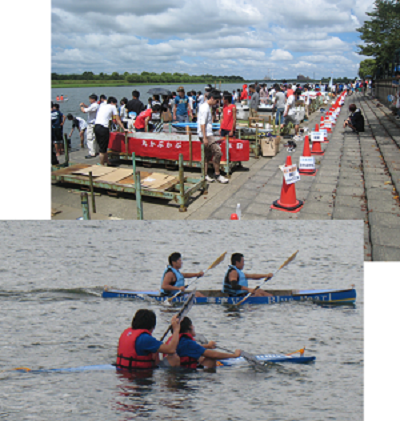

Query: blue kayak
[[14, 353, 315, 373], [102, 287, 356, 305], [172, 123, 220, 129]]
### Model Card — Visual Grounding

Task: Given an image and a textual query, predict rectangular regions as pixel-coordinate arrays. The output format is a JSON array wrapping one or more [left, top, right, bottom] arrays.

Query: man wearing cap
[[173, 87, 192, 123], [80, 94, 99, 159], [197, 90, 229, 184]]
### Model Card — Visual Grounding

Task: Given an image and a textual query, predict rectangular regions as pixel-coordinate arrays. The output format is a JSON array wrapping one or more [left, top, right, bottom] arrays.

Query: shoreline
[[51, 81, 249, 89], [51, 79, 330, 89]]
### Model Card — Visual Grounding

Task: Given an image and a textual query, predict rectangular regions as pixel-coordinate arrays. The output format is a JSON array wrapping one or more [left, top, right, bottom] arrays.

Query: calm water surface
[[1, 221, 363, 420]]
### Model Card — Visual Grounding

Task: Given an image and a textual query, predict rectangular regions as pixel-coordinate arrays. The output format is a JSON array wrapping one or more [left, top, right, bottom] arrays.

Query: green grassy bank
[[51, 80, 248, 89]]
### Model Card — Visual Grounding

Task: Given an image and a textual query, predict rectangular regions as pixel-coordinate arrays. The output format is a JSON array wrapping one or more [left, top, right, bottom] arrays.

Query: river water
[[1, 220, 363, 420]]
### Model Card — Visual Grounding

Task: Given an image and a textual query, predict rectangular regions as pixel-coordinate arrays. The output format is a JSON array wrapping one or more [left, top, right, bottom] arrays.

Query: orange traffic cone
[[311, 127, 325, 156], [271, 156, 304, 213], [299, 136, 317, 176]]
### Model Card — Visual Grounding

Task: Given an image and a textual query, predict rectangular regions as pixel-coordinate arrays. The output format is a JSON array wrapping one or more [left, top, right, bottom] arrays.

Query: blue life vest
[[160, 266, 185, 294], [222, 265, 248, 295]]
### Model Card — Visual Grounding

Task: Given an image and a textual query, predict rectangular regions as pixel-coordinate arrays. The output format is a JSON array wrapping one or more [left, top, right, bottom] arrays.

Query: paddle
[[167, 251, 227, 302], [196, 334, 267, 370], [235, 250, 299, 306], [159, 289, 196, 341]]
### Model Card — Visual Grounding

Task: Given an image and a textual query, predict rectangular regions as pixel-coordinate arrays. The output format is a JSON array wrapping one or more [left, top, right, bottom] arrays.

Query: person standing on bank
[[222, 253, 273, 297], [161, 252, 205, 298], [173, 87, 192, 123], [127, 90, 145, 117], [219, 94, 236, 137], [94, 96, 128, 166], [67, 114, 87, 148], [197, 90, 229, 184], [80, 94, 99, 159], [249, 84, 260, 119]]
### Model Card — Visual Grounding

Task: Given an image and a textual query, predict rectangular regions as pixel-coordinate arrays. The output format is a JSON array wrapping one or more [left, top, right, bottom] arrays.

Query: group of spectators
[[52, 78, 375, 166]]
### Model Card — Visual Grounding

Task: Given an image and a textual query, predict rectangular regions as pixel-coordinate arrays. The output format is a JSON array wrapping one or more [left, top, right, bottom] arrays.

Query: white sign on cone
[[319, 128, 328, 139], [299, 156, 316, 170], [311, 131, 323, 142], [279, 163, 300, 184]]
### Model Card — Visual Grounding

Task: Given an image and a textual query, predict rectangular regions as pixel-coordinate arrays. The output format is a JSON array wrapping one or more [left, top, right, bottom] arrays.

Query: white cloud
[[51, 0, 376, 79], [270, 49, 293, 61]]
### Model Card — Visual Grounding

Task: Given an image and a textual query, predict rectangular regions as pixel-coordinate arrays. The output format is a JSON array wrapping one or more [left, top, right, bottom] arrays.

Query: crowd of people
[[51, 79, 372, 166]]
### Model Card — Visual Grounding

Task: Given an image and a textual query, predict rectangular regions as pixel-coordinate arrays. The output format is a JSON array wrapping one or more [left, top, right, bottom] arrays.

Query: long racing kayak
[[102, 287, 356, 305], [13, 353, 315, 373]]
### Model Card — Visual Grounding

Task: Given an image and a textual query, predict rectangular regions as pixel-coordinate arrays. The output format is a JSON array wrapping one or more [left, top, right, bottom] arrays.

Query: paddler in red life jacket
[[161, 252, 205, 298], [219, 93, 236, 138], [116, 309, 180, 370], [165, 317, 241, 370], [222, 253, 273, 297]]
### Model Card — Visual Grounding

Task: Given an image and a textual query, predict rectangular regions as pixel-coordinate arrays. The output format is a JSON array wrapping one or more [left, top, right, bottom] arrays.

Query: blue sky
[[51, 0, 375, 79]]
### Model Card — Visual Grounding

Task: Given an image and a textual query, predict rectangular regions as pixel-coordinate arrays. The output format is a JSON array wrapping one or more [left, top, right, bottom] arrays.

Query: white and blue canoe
[[172, 122, 220, 130], [14, 353, 315, 374], [102, 287, 356, 305]]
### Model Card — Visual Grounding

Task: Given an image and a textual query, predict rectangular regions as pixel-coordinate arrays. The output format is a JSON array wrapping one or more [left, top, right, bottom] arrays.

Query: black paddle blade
[[159, 290, 196, 341]]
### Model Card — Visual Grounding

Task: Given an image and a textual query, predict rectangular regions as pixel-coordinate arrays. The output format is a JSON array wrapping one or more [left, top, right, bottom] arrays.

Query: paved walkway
[[208, 95, 400, 261]]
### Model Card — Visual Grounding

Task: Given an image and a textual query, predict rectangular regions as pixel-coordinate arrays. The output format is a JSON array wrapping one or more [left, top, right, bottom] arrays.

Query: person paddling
[[116, 309, 180, 370], [222, 253, 273, 297], [165, 317, 241, 370], [161, 253, 205, 297]]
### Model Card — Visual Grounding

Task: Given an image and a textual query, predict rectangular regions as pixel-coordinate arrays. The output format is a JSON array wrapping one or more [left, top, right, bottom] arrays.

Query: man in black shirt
[[127, 90, 145, 116]]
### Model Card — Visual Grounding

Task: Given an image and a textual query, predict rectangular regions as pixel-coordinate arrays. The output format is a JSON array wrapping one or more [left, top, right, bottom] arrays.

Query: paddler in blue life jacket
[[161, 252, 205, 297], [222, 253, 273, 297], [165, 317, 240, 370], [116, 309, 181, 370]]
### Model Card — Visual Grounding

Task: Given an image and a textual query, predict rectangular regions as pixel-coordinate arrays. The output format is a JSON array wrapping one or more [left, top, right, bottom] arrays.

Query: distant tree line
[[51, 71, 246, 83]]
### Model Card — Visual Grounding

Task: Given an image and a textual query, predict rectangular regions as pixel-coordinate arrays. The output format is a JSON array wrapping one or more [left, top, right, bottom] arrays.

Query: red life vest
[[179, 333, 199, 369], [116, 328, 157, 370], [164, 333, 199, 369]]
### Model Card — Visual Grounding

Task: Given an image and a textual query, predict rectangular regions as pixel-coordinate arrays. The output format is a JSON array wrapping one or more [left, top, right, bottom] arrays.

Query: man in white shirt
[[94, 96, 128, 166], [303, 86, 310, 122], [197, 90, 229, 184], [67, 114, 87, 148], [80, 94, 99, 159], [284, 88, 302, 151]]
